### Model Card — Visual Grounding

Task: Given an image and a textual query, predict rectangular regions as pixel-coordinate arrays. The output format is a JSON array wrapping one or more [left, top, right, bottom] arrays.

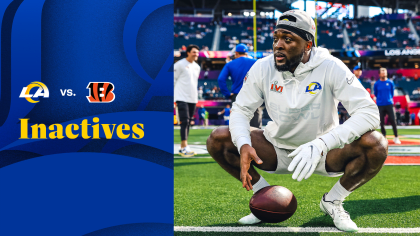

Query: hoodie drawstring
[[284, 77, 300, 105]]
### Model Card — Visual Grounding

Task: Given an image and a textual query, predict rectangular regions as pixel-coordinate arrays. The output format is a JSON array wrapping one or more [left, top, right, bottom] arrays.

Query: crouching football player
[[207, 10, 387, 232]]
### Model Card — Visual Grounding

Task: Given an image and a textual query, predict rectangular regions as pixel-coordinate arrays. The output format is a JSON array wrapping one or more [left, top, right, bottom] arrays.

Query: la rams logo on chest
[[305, 82, 322, 95]]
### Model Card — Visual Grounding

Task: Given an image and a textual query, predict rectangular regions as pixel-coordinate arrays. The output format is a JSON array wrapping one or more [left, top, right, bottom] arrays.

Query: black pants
[[176, 101, 196, 141], [378, 104, 398, 137], [231, 94, 263, 129]]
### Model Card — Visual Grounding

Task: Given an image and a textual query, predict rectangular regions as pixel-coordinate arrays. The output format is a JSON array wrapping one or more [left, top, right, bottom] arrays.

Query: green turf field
[[174, 158, 420, 235], [174, 128, 420, 144], [175, 232, 416, 236], [174, 129, 213, 144]]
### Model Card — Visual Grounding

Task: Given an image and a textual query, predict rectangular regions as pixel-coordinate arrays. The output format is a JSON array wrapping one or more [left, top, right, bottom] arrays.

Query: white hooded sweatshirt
[[230, 47, 380, 152]]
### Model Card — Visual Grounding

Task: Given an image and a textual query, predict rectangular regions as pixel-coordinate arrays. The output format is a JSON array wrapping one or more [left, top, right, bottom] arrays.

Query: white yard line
[[174, 145, 420, 155], [174, 125, 420, 130], [384, 163, 420, 165], [174, 156, 212, 159], [174, 226, 420, 233], [174, 144, 209, 155], [388, 146, 420, 153]]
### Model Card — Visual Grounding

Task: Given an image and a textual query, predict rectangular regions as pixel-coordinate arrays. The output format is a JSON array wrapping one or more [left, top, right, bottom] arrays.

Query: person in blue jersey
[[374, 68, 401, 144], [218, 44, 262, 128], [218, 104, 231, 125]]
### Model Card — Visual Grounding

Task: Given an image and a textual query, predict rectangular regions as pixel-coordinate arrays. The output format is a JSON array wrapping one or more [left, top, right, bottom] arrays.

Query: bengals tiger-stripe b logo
[[86, 82, 115, 103]]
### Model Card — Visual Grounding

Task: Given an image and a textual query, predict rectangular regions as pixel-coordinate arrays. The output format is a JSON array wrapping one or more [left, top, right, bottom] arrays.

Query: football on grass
[[249, 185, 297, 223]]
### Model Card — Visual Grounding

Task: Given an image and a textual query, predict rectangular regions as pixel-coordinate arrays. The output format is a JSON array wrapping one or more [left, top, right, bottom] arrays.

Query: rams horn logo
[[86, 82, 115, 103], [305, 82, 322, 95], [19, 81, 49, 103]]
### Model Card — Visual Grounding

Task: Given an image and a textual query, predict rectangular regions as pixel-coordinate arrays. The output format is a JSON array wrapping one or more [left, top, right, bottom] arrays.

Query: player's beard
[[274, 48, 305, 72]]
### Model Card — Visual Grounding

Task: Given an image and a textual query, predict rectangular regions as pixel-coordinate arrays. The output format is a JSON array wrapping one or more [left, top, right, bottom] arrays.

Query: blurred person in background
[[353, 65, 363, 82], [374, 68, 400, 144], [218, 44, 262, 128], [404, 109, 410, 126], [198, 87, 204, 100], [198, 105, 207, 126], [174, 44, 201, 157], [395, 102, 401, 125], [366, 88, 375, 101], [218, 104, 231, 125], [204, 110, 209, 127], [418, 110, 420, 124], [226, 51, 234, 63], [410, 112, 415, 125]]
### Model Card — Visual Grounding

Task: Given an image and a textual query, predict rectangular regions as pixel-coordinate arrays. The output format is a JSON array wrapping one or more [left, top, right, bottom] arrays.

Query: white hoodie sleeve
[[320, 60, 380, 150], [229, 62, 264, 153]]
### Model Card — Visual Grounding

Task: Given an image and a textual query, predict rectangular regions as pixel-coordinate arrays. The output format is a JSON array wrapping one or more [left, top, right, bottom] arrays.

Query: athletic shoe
[[179, 148, 195, 157], [238, 213, 261, 225], [320, 193, 358, 232], [393, 137, 401, 145], [184, 146, 196, 155]]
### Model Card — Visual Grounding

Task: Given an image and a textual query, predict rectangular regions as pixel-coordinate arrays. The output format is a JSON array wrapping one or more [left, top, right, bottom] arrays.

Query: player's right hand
[[240, 144, 263, 191]]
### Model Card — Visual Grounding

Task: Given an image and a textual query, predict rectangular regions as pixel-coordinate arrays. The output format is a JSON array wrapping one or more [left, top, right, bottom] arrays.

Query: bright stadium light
[[250, 12, 255, 16], [244, 12, 250, 16], [274, 10, 281, 19], [228, 12, 232, 16], [260, 12, 265, 16]]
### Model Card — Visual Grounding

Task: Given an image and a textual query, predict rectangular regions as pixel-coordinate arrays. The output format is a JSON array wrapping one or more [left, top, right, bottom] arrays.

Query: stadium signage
[[384, 49, 420, 56], [19, 118, 145, 140]]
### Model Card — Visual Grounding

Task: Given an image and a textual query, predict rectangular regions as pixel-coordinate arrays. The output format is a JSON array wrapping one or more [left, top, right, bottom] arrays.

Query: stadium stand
[[174, 17, 215, 51], [398, 80, 420, 101], [219, 18, 274, 51], [317, 20, 345, 50], [198, 79, 232, 100], [175, 15, 419, 52], [413, 19, 420, 38], [347, 17, 416, 50], [199, 70, 221, 80]]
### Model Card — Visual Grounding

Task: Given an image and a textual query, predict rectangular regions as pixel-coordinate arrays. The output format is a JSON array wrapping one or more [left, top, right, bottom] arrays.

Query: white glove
[[287, 139, 328, 181]]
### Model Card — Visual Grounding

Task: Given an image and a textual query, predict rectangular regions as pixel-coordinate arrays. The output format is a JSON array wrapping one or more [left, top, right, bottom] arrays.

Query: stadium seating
[[413, 19, 420, 40], [317, 20, 344, 50], [174, 20, 214, 50], [397, 80, 420, 101], [347, 18, 416, 50], [175, 16, 419, 51], [219, 19, 345, 50], [219, 18, 275, 51], [198, 79, 232, 100], [199, 70, 221, 79]]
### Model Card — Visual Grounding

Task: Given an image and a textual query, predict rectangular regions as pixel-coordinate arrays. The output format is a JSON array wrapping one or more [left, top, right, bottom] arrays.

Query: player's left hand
[[287, 139, 328, 181]]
